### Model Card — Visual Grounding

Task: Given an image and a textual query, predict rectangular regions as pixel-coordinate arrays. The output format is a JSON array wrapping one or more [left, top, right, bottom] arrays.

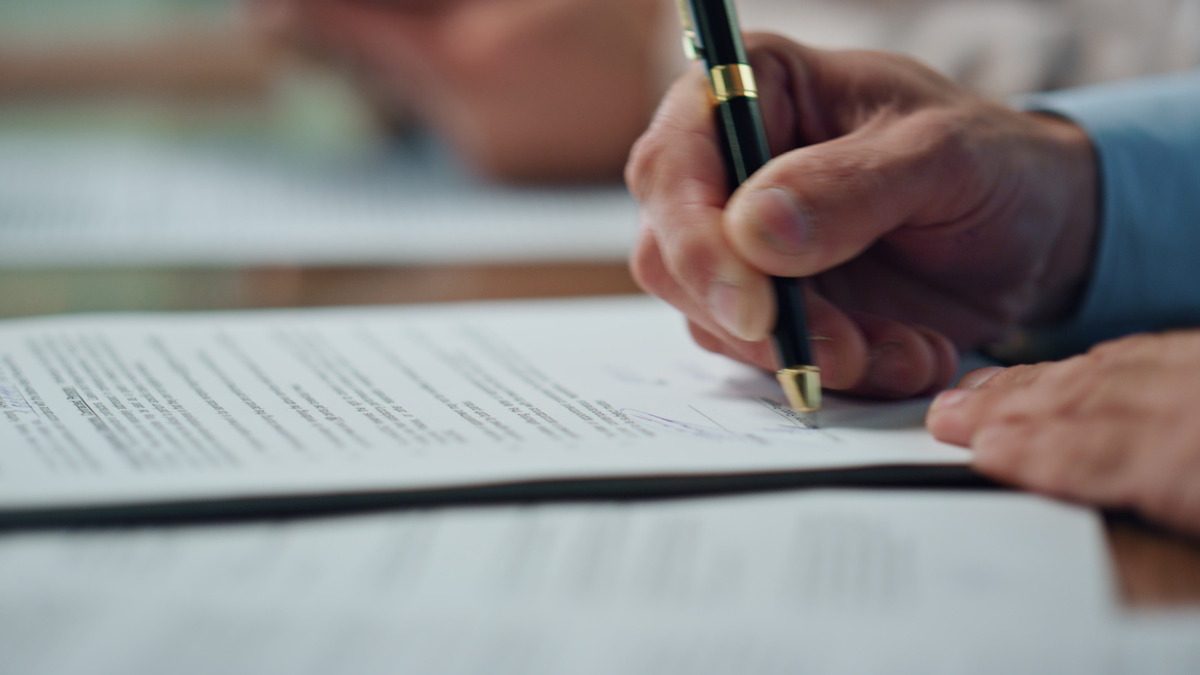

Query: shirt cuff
[[1011, 70, 1200, 359]]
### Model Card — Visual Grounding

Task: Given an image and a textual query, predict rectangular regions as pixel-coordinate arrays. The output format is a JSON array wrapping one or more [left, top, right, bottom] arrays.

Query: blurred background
[[2, 0, 1199, 318]]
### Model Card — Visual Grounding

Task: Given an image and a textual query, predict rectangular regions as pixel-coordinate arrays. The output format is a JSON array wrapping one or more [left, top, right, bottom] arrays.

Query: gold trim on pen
[[709, 64, 758, 102], [776, 365, 822, 413], [675, 0, 702, 60]]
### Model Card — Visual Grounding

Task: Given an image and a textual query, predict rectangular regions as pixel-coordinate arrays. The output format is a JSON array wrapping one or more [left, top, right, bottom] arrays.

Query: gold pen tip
[[777, 365, 822, 415]]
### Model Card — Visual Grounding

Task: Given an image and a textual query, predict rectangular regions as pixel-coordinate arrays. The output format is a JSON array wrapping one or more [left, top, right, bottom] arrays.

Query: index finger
[[626, 65, 776, 341], [623, 35, 816, 335]]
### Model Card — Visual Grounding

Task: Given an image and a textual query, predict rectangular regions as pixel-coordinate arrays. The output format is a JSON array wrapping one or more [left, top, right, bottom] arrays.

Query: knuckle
[[951, 385, 995, 425], [746, 44, 789, 87], [628, 233, 667, 294], [793, 145, 869, 189], [909, 108, 981, 185], [744, 32, 807, 84], [973, 432, 1023, 478], [1026, 433, 1088, 494], [1039, 356, 1101, 412], [626, 72, 714, 199], [987, 363, 1039, 390], [962, 386, 1018, 427], [664, 234, 718, 290], [624, 131, 666, 202], [1062, 353, 1103, 382]]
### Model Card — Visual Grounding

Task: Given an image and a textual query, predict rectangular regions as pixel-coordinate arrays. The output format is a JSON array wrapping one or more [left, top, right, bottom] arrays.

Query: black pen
[[678, 0, 821, 420]]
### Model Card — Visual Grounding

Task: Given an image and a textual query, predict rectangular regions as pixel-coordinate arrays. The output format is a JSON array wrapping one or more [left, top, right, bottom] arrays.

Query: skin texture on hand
[[625, 34, 1098, 398], [249, 0, 681, 182], [928, 331, 1200, 537]]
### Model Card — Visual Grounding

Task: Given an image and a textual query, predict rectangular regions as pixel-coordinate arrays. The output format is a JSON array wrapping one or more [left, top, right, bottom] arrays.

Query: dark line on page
[[688, 404, 731, 433]]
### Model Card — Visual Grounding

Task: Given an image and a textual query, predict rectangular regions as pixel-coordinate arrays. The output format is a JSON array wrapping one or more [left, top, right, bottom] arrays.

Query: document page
[[1116, 613, 1200, 675], [0, 491, 1112, 674], [0, 296, 969, 516]]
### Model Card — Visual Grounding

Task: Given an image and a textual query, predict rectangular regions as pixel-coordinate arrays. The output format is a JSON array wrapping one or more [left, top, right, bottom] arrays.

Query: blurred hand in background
[[6, 0, 1198, 182], [250, 0, 683, 182]]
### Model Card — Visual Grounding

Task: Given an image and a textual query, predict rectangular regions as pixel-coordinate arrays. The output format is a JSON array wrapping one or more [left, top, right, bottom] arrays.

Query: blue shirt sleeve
[[1018, 71, 1200, 358]]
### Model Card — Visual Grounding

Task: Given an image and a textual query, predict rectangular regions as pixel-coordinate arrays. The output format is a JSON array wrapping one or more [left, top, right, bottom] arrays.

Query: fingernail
[[930, 388, 969, 412], [866, 342, 912, 394], [708, 280, 751, 341], [960, 367, 1004, 390], [926, 389, 972, 443], [733, 187, 808, 254]]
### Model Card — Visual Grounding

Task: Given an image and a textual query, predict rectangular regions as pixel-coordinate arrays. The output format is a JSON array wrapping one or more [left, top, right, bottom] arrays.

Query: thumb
[[723, 114, 971, 277]]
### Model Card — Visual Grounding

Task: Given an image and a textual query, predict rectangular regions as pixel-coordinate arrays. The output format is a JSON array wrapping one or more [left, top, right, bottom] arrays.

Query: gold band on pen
[[676, 0, 702, 60], [709, 64, 758, 102]]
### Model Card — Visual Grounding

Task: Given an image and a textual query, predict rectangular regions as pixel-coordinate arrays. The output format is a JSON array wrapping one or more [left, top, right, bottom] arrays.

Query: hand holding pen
[[675, 0, 821, 418], [625, 24, 1096, 402]]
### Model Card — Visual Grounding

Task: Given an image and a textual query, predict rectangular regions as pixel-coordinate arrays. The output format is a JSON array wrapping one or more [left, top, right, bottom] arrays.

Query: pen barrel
[[689, 0, 816, 372], [715, 96, 770, 187], [771, 275, 814, 366], [690, 0, 747, 65], [715, 97, 814, 369]]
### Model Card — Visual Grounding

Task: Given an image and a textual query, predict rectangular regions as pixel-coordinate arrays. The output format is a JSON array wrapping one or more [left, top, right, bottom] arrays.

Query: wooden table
[[1108, 517, 1200, 608]]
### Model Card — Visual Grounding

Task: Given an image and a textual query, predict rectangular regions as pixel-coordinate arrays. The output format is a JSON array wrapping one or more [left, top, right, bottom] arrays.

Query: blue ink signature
[[622, 408, 766, 444]]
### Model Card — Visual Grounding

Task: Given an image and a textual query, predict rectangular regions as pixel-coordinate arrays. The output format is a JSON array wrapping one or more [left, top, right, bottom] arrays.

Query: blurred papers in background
[[1, 0, 1198, 317]]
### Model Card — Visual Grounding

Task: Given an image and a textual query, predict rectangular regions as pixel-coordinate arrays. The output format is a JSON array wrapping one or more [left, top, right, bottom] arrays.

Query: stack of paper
[[0, 295, 1138, 673], [0, 491, 1113, 674], [0, 133, 638, 267]]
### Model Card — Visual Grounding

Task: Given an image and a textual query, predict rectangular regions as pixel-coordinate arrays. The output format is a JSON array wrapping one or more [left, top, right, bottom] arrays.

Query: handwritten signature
[[622, 403, 833, 445], [622, 409, 746, 441]]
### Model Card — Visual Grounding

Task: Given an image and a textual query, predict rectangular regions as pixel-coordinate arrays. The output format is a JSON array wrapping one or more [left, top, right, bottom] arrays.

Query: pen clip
[[675, 0, 703, 61]]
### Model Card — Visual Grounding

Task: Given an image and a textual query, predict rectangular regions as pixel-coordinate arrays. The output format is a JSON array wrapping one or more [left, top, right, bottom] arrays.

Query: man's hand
[[928, 331, 1200, 536], [249, 0, 678, 181], [626, 34, 1097, 397]]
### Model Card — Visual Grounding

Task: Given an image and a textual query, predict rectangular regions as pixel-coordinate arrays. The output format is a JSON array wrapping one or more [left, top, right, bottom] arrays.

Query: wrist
[[1023, 112, 1100, 326]]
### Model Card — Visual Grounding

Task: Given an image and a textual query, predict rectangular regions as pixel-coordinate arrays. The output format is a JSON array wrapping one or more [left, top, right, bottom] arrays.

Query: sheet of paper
[[1116, 613, 1200, 674], [0, 133, 637, 266], [0, 490, 1113, 674], [0, 296, 970, 516]]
